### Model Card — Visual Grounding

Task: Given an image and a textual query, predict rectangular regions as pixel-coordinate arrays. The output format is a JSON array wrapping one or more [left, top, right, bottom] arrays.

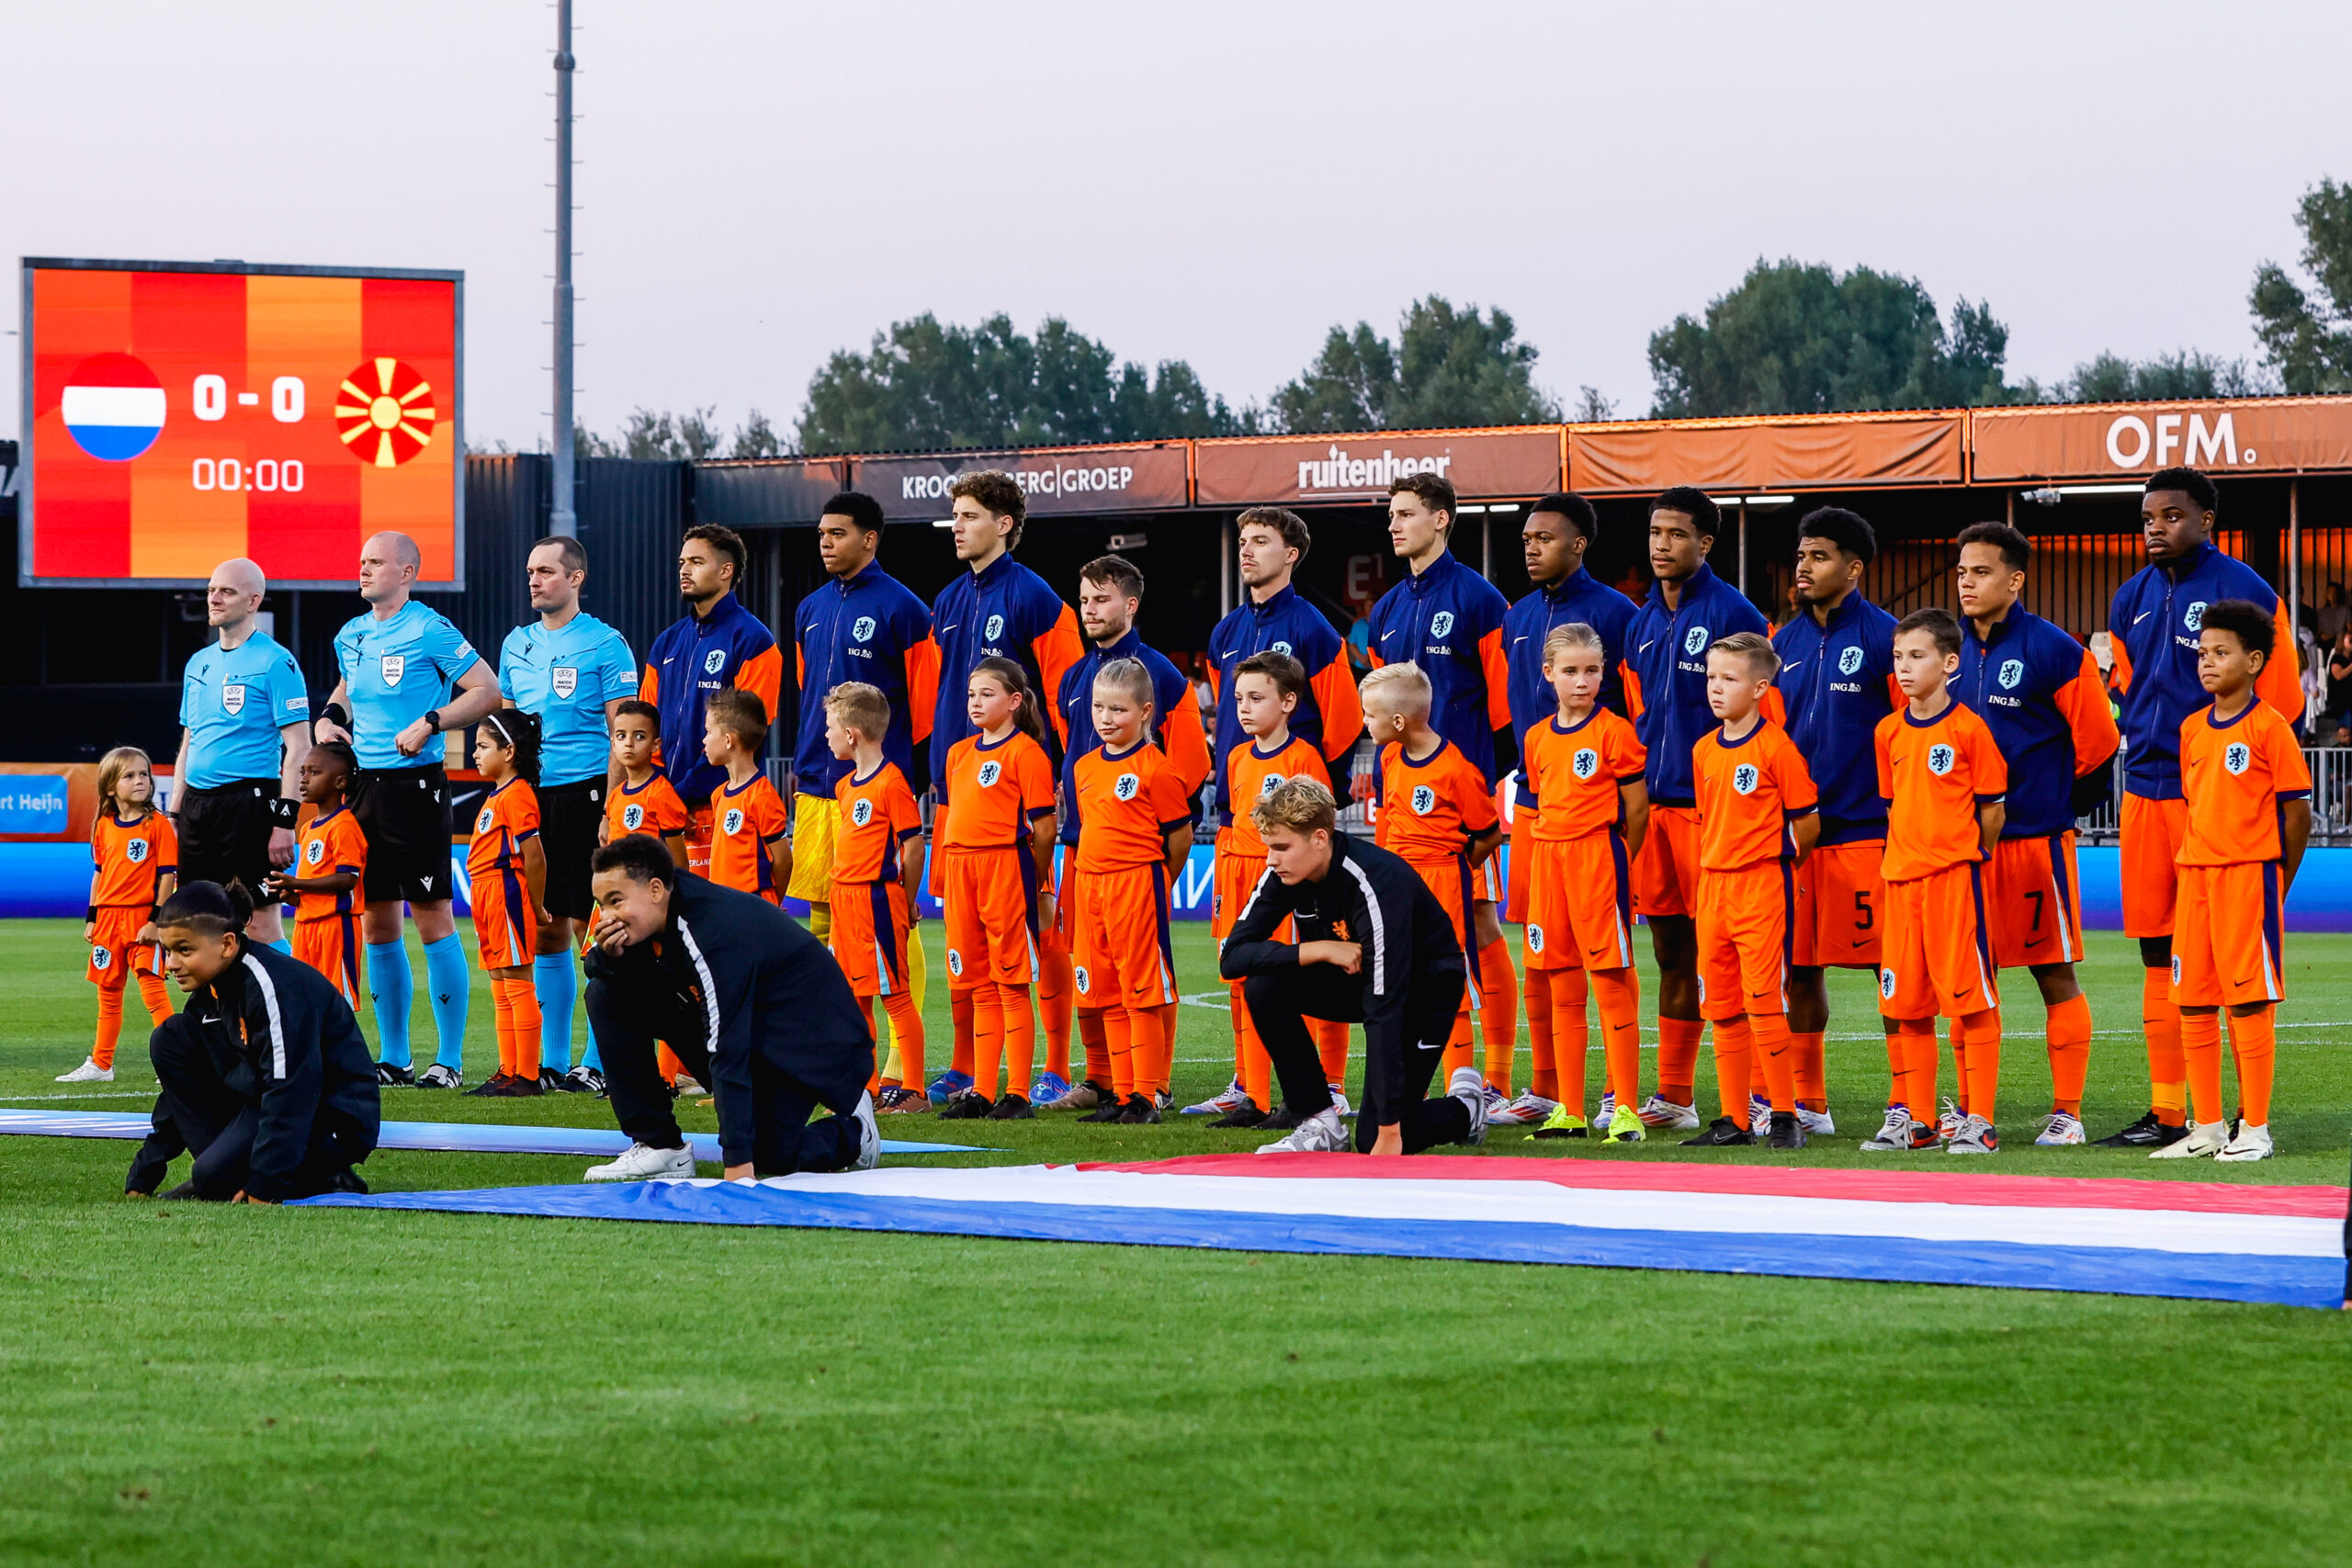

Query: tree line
[[580, 178, 2352, 460]]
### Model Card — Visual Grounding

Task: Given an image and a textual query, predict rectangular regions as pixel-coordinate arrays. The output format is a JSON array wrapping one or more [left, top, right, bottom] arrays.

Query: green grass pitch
[[2, 915, 2349, 1566]]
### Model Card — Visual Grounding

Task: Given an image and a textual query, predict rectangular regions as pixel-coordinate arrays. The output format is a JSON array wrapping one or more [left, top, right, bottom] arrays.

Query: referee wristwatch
[[423, 707, 445, 735]]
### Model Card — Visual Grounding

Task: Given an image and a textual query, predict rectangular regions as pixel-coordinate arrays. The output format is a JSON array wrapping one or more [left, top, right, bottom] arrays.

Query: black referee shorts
[[350, 764, 456, 906], [537, 775, 605, 922], [175, 778, 285, 895]]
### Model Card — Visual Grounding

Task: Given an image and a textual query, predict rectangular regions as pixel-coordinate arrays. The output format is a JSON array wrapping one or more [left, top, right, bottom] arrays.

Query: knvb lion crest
[[1927, 743, 1956, 775], [851, 798, 875, 827], [722, 807, 745, 836], [977, 760, 1002, 788], [126, 839, 149, 865], [1526, 924, 1545, 953], [1114, 773, 1140, 802], [852, 615, 876, 644], [1999, 660, 2024, 690], [1430, 611, 1454, 639], [1572, 748, 1600, 780], [703, 649, 727, 675], [1733, 763, 1759, 795], [2185, 601, 2208, 632], [1684, 626, 1709, 656], [1411, 784, 1436, 815], [2224, 741, 2252, 775], [306, 839, 325, 866], [622, 804, 645, 831], [984, 614, 1005, 642], [477, 808, 494, 832], [1880, 968, 1898, 998], [1838, 646, 1865, 676]]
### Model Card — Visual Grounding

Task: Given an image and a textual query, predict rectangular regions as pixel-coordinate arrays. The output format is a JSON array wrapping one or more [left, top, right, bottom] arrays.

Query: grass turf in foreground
[[2, 919, 2349, 1565]]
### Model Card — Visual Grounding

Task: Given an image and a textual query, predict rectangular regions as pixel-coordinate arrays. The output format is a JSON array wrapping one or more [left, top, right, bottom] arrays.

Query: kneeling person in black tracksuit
[[580, 834, 880, 1182], [1219, 778, 1487, 1155], [129, 880, 382, 1201]]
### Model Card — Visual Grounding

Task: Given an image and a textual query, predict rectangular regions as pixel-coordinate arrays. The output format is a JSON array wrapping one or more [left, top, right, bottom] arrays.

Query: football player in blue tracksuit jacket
[[1204, 509, 1361, 824], [1956, 519, 2123, 1147], [927, 530, 1082, 798], [1769, 507, 1898, 1130], [641, 528, 784, 814], [1621, 488, 1769, 1126], [2099, 468, 2299, 1147], [1502, 492, 1640, 739], [1363, 526, 1512, 784]]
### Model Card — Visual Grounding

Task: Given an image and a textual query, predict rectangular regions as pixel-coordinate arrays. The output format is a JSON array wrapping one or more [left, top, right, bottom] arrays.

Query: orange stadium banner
[[1193, 426, 1564, 506], [1968, 397, 2352, 482], [21, 257, 463, 589], [851, 441, 1191, 521], [1566, 411, 1965, 495]]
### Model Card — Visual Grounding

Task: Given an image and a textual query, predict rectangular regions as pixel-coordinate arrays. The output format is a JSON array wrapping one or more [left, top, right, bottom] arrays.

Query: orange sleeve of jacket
[[1162, 682, 1213, 800], [2052, 646, 2123, 774], [904, 634, 940, 746], [1621, 660, 1645, 723], [1760, 686, 1787, 727], [2259, 599, 2303, 728], [1031, 606, 1085, 731], [1477, 626, 1511, 735], [1309, 650, 1363, 764], [2107, 637, 2134, 697], [736, 645, 785, 729]]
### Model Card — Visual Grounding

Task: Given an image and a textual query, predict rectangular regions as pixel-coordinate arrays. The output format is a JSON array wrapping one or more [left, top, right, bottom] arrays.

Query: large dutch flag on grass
[[61, 353, 167, 461], [300, 1154, 2352, 1311]]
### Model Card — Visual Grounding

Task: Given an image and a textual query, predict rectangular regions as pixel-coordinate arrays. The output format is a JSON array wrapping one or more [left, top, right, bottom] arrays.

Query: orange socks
[[656, 1042, 686, 1083], [1657, 1016, 1702, 1107], [2143, 967, 2187, 1126], [997, 982, 1035, 1098], [137, 971, 172, 1027], [492, 974, 543, 1080], [1947, 1018, 1969, 1117], [950, 987, 976, 1079], [1127, 1004, 1170, 1100], [1100, 1008, 1135, 1098], [93, 985, 124, 1071], [1313, 1019, 1350, 1088], [2231, 1007, 2275, 1127], [1230, 984, 1272, 1109], [1591, 966, 1642, 1111], [879, 989, 924, 1089], [1524, 964, 1558, 1101], [2044, 993, 2091, 1115], [1078, 1007, 1112, 1091], [1477, 937, 1517, 1095], [1958, 1009, 1999, 1125], [971, 987, 1004, 1100], [1752, 1013, 1795, 1112], [1038, 947, 1074, 1081], [1792, 1030, 1826, 1110], [1711, 1016, 1753, 1119], [2180, 1009, 2224, 1125]]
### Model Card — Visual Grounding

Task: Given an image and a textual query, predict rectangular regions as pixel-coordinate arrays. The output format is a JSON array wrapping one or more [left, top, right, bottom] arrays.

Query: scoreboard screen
[[20, 257, 463, 588]]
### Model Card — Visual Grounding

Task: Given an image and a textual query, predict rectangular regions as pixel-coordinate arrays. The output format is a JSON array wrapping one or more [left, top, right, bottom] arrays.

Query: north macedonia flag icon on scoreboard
[[24, 262, 461, 586]]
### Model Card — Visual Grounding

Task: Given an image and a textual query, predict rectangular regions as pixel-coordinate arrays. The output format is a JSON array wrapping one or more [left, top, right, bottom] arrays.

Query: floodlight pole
[[549, 0, 578, 537]]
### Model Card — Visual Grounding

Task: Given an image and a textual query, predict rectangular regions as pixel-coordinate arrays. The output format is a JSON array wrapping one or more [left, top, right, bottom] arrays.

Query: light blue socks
[[365, 940, 413, 1068], [421, 933, 470, 1073], [534, 951, 577, 1075], [263, 937, 293, 956]]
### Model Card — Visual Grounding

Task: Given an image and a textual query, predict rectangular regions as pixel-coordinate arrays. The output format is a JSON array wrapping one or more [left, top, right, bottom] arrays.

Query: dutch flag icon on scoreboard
[[60, 353, 167, 462]]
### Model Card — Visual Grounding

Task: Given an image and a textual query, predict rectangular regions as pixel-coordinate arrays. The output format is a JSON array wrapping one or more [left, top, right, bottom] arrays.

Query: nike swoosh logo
[[1512, 636, 1529, 645], [941, 624, 959, 634], [2133, 613, 2151, 625], [1638, 639, 1657, 652]]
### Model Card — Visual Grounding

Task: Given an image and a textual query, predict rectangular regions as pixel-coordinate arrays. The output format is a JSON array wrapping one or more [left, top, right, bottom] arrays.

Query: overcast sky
[[10, 1, 2347, 449]]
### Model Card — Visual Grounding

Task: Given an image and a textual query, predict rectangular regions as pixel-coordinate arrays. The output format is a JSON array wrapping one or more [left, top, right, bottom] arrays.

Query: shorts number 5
[[1852, 888, 1874, 933]]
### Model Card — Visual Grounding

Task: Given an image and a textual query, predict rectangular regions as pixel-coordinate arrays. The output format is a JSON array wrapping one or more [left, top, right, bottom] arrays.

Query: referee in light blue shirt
[[499, 535, 639, 1091], [171, 558, 311, 952], [316, 531, 503, 1088]]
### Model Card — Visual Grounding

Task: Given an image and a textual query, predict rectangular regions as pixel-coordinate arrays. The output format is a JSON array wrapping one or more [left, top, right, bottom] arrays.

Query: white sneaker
[[673, 1074, 707, 1097], [2035, 1111, 2086, 1146], [849, 1090, 880, 1171], [1182, 1079, 1250, 1116], [1946, 1113, 1999, 1155], [583, 1141, 697, 1181], [1795, 1104, 1837, 1136], [2215, 1121, 2274, 1162], [1859, 1106, 1922, 1152], [55, 1058, 113, 1083], [1596, 1091, 1616, 1126], [1936, 1098, 1965, 1145], [1449, 1066, 1488, 1146], [1489, 1091, 1560, 1126], [2148, 1120, 2228, 1160], [1748, 1092, 1772, 1140], [1328, 1086, 1353, 1120], [1635, 1094, 1701, 1132], [1256, 1107, 1348, 1153]]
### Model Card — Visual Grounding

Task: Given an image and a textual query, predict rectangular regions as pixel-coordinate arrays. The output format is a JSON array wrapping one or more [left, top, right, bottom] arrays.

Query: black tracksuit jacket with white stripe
[[181, 943, 381, 1201], [582, 872, 876, 1167], [1218, 833, 1466, 1024]]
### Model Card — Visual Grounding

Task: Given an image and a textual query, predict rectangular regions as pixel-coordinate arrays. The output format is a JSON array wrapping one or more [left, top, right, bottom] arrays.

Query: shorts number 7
[[2025, 889, 2044, 934]]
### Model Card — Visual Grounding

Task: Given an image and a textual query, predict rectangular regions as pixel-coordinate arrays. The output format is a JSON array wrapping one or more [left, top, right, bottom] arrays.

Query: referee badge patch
[[552, 665, 577, 699], [379, 654, 405, 687], [723, 807, 745, 837], [221, 682, 246, 716]]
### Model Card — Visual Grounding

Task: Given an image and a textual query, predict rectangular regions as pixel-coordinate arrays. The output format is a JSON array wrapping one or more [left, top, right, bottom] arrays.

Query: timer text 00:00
[[190, 457, 305, 492]]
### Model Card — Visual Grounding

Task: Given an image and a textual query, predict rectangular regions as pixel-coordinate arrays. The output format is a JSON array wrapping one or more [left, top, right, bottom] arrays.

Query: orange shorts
[[1694, 861, 1795, 1020], [470, 867, 538, 970], [1877, 863, 1998, 1021], [1633, 805, 1703, 919], [831, 879, 915, 998], [941, 845, 1041, 989], [2171, 861, 2285, 1008], [2120, 794, 2188, 939], [1984, 831, 2086, 970], [1070, 864, 1178, 1011], [1791, 840, 1884, 969], [87, 905, 163, 987], [684, 807, 714, 879], [295, 911, 364, 1009], [1404, 852, 1487, 1010], [1520, 830, 1634, 973]]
